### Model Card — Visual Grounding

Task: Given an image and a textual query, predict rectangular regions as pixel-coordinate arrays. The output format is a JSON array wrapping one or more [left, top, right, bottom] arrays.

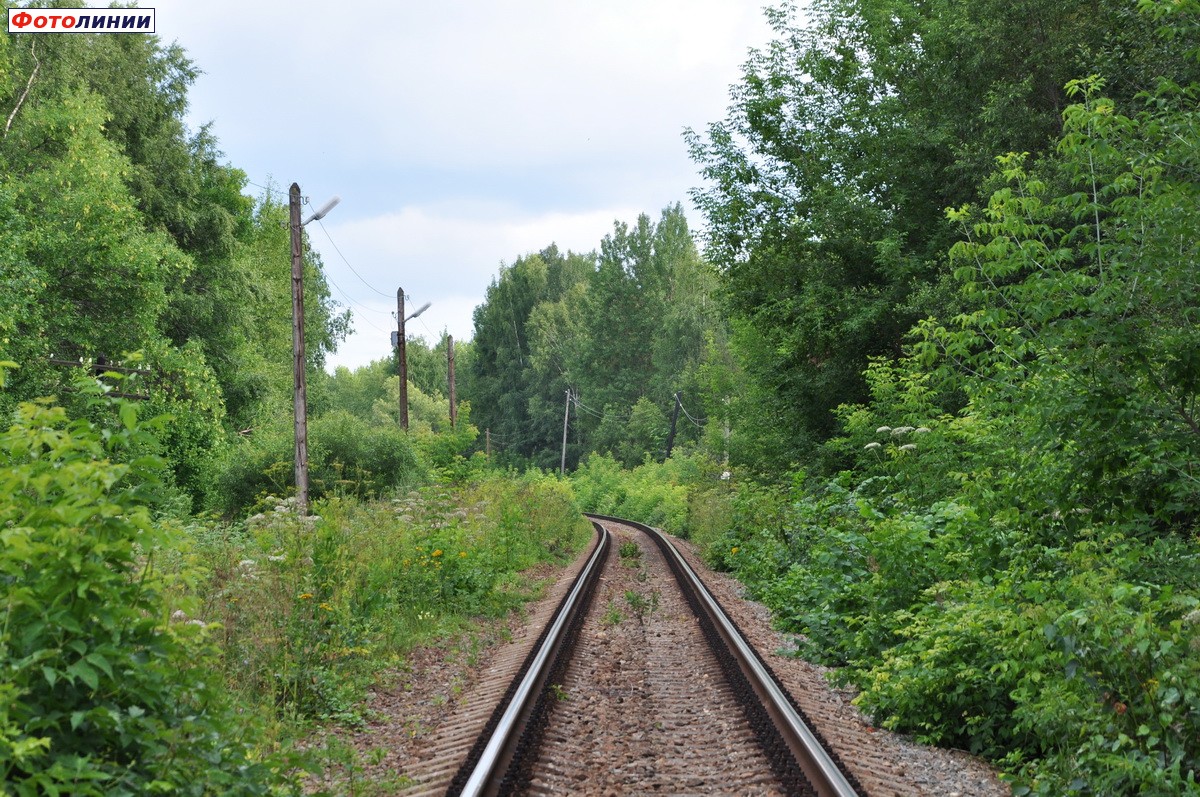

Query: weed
[[625, 589, 659, 624], [619, 540, 642, 562], [311, 735, 413, 797]]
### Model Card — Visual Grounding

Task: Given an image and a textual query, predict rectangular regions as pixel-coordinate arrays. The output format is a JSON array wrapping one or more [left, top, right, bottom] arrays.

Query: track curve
[[441, 513, 862, 796]]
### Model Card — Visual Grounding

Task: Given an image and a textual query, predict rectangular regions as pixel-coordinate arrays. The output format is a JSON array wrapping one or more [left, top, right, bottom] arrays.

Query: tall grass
[[180, 472, 592, 726]]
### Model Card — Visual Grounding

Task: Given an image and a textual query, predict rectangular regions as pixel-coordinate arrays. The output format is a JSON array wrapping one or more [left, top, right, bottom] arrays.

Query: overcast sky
[[147, 1, 776, 371]]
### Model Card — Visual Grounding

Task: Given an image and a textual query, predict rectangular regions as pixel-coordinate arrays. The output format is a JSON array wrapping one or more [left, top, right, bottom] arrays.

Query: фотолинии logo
[[7, 8, 155, 34]]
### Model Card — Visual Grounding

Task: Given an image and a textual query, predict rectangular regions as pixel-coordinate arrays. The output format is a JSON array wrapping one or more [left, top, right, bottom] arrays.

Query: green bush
[[189, 471, 592, 724], [308, 409, 422, 498], [0, 387, 292, 794], [212, 411, 424, 516], [571, 451, 716, 536], [852, 535, 1200, 795]]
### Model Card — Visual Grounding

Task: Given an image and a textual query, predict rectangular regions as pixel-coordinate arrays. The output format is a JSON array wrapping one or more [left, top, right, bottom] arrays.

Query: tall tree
[[0, 22, 347, 504], [687, 0, 1198, 471], [470, 245, 592, 467], [469, 207, 723, 468]]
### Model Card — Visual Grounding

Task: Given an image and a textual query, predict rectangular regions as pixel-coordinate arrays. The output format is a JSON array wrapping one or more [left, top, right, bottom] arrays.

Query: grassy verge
[[178, 472, 591, 735], [572, 448, 1200, 796]]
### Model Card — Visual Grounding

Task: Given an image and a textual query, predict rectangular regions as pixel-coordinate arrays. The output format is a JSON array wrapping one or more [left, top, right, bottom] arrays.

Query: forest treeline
[[0, 23, 353, 513], [469, 207, 723, 470], [0, 13, 509, 792], [476, 0, 1200, 792], [676, 1, 1200, 794]]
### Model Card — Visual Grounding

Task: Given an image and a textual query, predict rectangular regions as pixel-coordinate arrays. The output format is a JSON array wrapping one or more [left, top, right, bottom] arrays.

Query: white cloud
[[142, 0, 780, 373], [314, 203, 641, 370], [162, 0, 772, 176]]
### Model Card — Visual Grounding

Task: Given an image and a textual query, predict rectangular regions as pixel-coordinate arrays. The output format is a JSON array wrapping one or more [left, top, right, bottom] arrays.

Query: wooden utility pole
[[560, 388, 571, 475], [664, 391, 682, 460], [397, 287, 408, 430], [447, 335, 457, 428], [486, 428, 491, 457], [289, 183, 310, 515]]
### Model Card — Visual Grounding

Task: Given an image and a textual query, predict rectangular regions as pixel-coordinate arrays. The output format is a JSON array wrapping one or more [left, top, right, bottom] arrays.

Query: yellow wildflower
[[319, 603, 333, 612], [459, 551, 467, 558], [731, 547, 739, 555], [432, 549, 443, 557], [299, 593, 313, 600]]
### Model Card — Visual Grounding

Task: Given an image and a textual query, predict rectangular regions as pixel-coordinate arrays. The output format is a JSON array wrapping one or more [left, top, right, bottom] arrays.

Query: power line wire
[[324, 276, 390, 334], [571, 396, 606, 420], [679, 399, 706, 427], [245, 179, 282, 196], [313, 217, 394, 299]]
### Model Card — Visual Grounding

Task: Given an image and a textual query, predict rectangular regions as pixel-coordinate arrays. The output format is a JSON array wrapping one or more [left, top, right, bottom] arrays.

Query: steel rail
[[586, 513, 861, 797], [449, 521, 610, 797]]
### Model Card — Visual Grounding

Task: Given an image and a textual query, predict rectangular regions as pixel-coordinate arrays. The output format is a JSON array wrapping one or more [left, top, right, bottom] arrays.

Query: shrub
[[190, 471, 592, 724], [571, 451, 716, 536], [211, 411, 424, 516], [0, 385, 292, 794]]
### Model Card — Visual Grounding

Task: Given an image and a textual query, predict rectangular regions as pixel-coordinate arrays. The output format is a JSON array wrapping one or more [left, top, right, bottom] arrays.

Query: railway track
[[397, 513, 862, 796]]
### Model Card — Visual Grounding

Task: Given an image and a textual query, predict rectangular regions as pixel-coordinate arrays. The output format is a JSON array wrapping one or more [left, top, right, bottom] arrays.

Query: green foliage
[[686, 0, 1197, 472], [3, 86, 188, 363], [571, 452, 721, 537], [212, 411, 423, 516], [925, 77, 1200, 534], [187, 474, 591, 723], [705, 32, 1200, 795], [590, 396, 670, 467], [470, 244, 593, 468], [618, 540, 641, 562], [853, 536, 1200, 795], [411, 401, 480, 483], [468, 207, 723, 470], [139, 340, 228, 508], [309, 410, 422, 499], [0, 388, 292, 794]]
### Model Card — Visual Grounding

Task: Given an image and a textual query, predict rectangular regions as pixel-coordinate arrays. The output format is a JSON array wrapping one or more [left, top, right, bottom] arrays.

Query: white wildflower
[[188, 619, 207, 627], [891, 426, 915, 435], [267, 554, 286, 563], [171, 610, 188, 622], [238, 559, 256, 569], [914, 427, 931, 434], [1183, 609, 1200, 626], [898, 444, 917, 451], [876, 426, 892, 433], [864, 442, 883, 450]]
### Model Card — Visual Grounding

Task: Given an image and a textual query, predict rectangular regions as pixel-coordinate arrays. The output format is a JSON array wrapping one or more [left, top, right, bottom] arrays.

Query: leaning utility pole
[[664, 391, 682, 460], [447, 334, 457, 428], [289, 183, 309, 514], [560, 388, 571, 475], [288, 186, 338, 516], [396, 287, 408, 430]]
